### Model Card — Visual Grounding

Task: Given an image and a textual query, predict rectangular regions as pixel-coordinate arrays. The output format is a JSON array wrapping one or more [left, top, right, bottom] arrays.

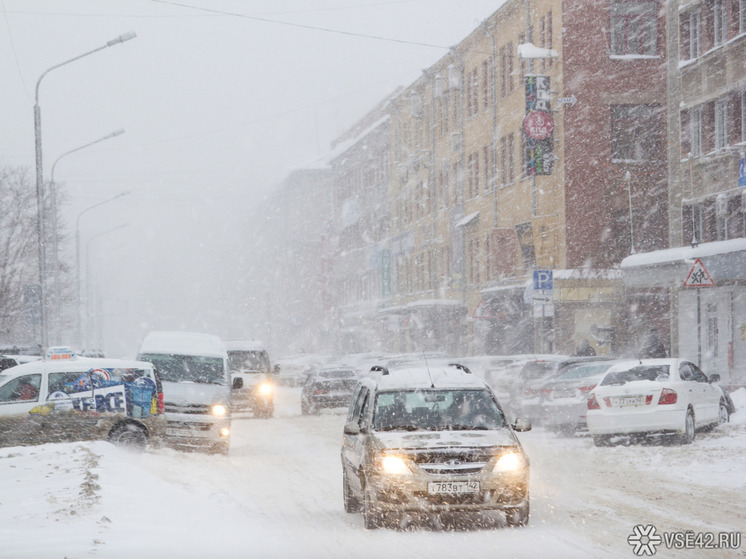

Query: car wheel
[[679, 409, 695, 445], [504, 499, 530, 528], [108, 423, 148, 451], [301, 400, 311, 415], [593, 435, 612, 447], [363, 481, 383, 529], [343, 469, 361, 513], [718, 399, 730, 424]]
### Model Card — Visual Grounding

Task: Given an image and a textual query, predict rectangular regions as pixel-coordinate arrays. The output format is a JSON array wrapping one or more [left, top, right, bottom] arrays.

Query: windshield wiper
[[449, 424, 490, 430], [376, 425, 420, 431]]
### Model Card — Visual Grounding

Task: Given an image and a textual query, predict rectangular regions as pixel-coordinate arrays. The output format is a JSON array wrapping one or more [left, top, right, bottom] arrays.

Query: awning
[[620, 239, 746, 288], [455, 211, 479, 228]]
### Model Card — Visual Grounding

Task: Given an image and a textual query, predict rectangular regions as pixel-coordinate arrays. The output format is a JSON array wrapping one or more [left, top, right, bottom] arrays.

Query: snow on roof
[[224, 340, 266, 352], [456, 211, 479, 228], [552, 269, 623, 281], [517, 42, 558, 59], [138, 331, 227, 358], [620, 238, 746, 269], [373, 365, 488, 391]]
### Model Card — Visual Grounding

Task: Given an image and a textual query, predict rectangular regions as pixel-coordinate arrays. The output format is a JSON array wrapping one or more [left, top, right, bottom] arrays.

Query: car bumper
[[586, 407, 685, 436], [366, 470, 529, 513], [164, 412, 231, 450]]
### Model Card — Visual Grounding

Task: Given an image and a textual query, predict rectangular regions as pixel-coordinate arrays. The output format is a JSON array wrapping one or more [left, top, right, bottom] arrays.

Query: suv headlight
[[211, 404, 228, 417], [492, 451, 527, 473], [257, 382, 273, 396], [379, 455, 412, 476]]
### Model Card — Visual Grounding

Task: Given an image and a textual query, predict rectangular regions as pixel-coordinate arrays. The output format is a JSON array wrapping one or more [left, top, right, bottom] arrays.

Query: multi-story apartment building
[[245, 168, 332, 355], [622, 0, 746, 385], [374, 0, 669, 356], [327, 94, 395, 354], [265, 0, 746, 385]]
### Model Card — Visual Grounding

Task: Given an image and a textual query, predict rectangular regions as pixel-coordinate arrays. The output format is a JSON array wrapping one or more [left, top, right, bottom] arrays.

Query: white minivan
[[137, 331, 231, 454], [0, 347, 166, 450]]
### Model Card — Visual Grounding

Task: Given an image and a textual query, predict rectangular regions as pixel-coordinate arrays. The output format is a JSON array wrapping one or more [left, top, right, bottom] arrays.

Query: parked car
[[225, 340, 274, 418], [518, 355, 613, 422], [536, 359, 635, 434], [0, 354, 40, 372], [340, 363, 531, 529], [301, 367, 358, 414], [274, 354, 333, 386], [0, 347, 166, 450], [586, 358, 731, 446]]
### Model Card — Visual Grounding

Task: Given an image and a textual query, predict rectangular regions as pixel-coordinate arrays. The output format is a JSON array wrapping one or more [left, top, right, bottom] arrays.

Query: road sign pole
[[697, 287, 702, 367]]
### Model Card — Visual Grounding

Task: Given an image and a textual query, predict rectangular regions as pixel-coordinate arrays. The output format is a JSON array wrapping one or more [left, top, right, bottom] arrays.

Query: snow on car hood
[[373, 428, 517, 450], [162, 381, 230, 405]]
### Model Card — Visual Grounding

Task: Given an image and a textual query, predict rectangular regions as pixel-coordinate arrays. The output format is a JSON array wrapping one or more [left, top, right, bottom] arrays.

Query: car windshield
[[228, 350, 270, 374], [140, 353, 226, 385], [556, 363, 612, 380], [373, 389, 505, 432], [601, 365, 670, 386], [318, 370, 356, 380]]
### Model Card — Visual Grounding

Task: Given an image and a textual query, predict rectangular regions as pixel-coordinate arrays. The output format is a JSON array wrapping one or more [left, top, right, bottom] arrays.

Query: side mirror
[[343, 422, 361, 435], [273, 364, 280, 375], [232, 377, 244, 390], [512, 418, 532, 432], [708, 373, 720, 383]]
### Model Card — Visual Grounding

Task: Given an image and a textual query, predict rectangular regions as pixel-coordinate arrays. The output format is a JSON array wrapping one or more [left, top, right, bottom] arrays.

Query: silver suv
[[340, 363, 531, 529]]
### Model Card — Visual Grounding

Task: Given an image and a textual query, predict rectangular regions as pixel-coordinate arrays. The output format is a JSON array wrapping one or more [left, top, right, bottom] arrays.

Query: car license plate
[[428, 481, 480, 495], [613, 395, 644, 407], [167, 427, 210, 438]]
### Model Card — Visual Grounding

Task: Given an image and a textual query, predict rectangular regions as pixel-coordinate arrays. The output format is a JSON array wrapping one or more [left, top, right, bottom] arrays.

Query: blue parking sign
[[739, 154, 746, 187], [533, 270, 553, 291]]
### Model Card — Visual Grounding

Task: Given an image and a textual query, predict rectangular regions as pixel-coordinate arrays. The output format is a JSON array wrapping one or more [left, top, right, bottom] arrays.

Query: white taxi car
[[341, 363, 531, 529], [586, 358, 730, 446], [0, 347, 166, 450]]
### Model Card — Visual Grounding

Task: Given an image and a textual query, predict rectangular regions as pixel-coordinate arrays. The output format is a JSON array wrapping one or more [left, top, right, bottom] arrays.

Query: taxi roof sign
[[44, 346, 77, 361]]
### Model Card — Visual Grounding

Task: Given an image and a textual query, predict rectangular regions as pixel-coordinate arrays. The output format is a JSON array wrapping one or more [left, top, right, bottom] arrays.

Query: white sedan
[[586, 359, 730, 446]]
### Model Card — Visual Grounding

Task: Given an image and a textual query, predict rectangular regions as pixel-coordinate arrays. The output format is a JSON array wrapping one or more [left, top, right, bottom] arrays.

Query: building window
[[466, 68, 479, 118], [611, 104, 663, 161], [689, 10, 701, 59], [466, 151, 480, 199], [500, 44, 513, 98], [715, 98, 729, 150], [690, 107, 703, 156], [610, 0, 658, 56], [482, 59, 491, 110], [714, 0, 727, 46]]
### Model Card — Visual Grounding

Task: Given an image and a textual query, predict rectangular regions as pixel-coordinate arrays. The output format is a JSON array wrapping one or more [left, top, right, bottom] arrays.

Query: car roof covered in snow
[[363, 363, 489, 392], [224, 340, 266, 352], [138, 331, 227, 358]]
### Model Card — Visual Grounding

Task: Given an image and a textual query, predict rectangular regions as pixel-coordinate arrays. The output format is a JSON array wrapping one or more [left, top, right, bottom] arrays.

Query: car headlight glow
[[379, 455, 412, 475], [257, 382, 273, 396], [493, 451, 526, 473], [211, 404, 228, 417]]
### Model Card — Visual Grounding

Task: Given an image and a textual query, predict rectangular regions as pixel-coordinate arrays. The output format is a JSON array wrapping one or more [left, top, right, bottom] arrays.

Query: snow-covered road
[[2, 387, 744, 559]]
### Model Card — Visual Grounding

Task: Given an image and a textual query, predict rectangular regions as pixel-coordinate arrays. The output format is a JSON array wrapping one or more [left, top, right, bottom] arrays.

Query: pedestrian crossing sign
[[683, 258, 715, 287]]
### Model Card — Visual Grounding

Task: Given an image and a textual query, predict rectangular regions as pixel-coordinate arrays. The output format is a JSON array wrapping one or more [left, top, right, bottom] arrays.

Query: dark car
[[301, 367, 358, 415]]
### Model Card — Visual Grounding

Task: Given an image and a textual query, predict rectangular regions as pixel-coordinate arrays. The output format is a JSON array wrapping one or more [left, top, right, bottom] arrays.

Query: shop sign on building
[[523, 75, 554, 175]]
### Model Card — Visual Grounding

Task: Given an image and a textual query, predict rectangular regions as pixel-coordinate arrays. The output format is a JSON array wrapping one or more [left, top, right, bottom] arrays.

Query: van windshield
[[139, 353, 226, 385], [227, 350, 270, 374]]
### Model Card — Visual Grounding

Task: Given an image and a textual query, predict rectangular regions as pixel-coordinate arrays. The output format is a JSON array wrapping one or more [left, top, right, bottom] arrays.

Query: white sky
[[0, 0, 505, 357]]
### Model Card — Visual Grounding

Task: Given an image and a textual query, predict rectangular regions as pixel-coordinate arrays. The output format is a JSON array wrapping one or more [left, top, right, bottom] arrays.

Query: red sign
[[523, 110, 554, 140], [683, 258, 715, 287]]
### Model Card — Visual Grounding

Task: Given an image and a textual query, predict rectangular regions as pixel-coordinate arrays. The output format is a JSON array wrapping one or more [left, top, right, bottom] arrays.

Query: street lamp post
[[49, 129, 125, 343], [75, 191, 130, 348], [34, 31, 136, 350], [85, 223, 129, 351]]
